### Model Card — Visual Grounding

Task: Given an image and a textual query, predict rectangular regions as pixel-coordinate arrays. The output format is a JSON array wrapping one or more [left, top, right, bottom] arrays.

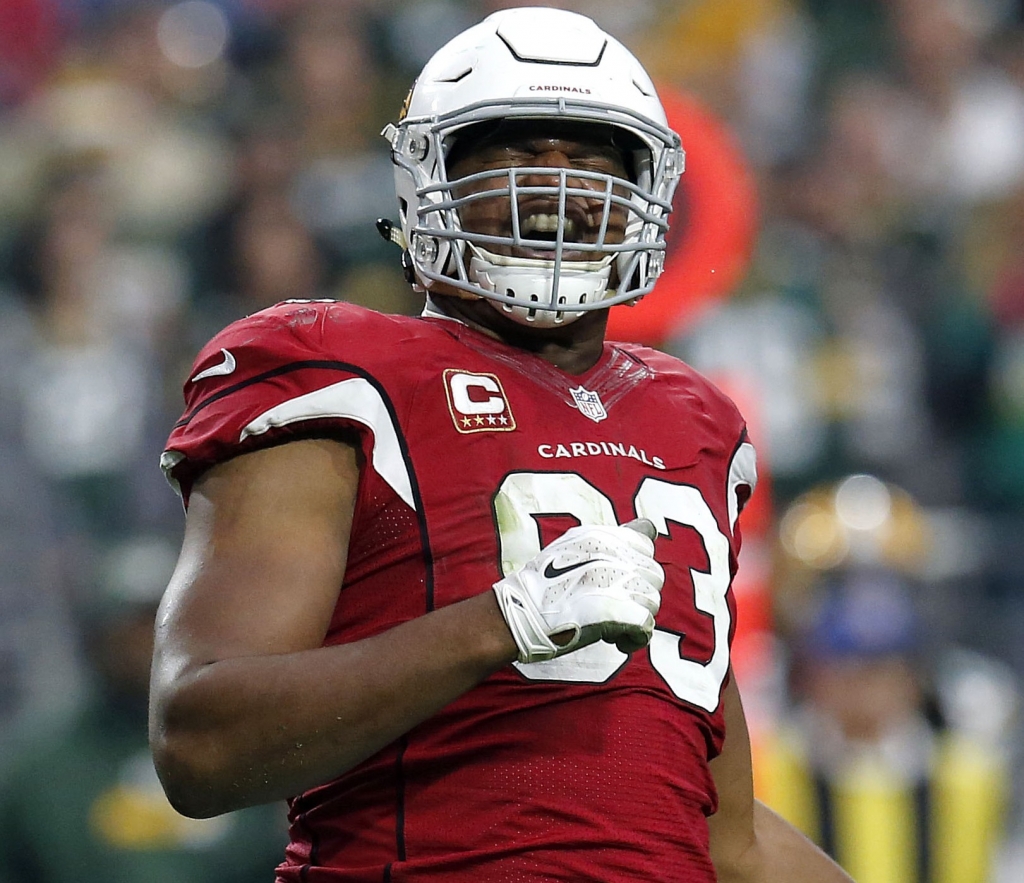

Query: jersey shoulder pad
[[619, 341, 757, 512], [163, 301, 410, 498], [619, 341, 748, 427]]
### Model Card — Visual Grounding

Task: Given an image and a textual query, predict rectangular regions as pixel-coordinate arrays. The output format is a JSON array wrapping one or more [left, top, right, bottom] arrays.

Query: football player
[[150, 8, 853, 882]]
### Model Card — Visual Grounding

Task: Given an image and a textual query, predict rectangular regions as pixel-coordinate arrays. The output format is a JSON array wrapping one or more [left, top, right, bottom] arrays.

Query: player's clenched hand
[[492, 519, 664, 664]]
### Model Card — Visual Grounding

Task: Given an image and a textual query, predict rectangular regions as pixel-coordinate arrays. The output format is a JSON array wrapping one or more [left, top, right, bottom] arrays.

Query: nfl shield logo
[[570, 385, 608, 423]]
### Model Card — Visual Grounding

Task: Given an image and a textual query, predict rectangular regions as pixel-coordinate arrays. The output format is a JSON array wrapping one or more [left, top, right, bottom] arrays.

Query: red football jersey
[[163, 300, 757, 883]]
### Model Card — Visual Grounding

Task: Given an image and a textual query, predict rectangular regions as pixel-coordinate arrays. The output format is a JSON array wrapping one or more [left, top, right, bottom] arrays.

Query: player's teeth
[[523, 214, 565, 235]]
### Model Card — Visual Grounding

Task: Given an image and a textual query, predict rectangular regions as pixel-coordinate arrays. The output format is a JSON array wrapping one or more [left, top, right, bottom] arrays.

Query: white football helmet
[[381, 7, 684, 327]]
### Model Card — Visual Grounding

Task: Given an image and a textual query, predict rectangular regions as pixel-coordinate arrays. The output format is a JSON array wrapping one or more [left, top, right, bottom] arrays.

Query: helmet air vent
[[437, 65, 473, 84], [632, 78, 654, 98], [495, 10, 606, 65]]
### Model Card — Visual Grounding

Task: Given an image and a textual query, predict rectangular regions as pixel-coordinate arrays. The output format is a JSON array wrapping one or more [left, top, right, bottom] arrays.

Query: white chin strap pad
[[469, 251, 613, 328]]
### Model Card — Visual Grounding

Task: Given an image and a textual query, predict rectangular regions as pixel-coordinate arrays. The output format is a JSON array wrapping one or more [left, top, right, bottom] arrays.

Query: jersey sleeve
[[161, 302, 399, 503], [728, 428, 757, 535]]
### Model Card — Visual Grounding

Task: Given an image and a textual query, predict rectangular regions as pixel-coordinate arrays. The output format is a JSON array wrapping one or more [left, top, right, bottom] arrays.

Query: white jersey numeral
[[635, 479, 732, 711], [493, 472, 733, 711]]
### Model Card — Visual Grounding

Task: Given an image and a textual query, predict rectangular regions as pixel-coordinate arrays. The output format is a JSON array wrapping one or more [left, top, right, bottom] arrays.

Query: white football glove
[[493, 519, 664, 664]]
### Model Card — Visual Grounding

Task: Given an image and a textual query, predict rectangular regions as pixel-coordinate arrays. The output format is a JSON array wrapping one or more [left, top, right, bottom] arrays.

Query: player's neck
[[428, 295, 608, 375]]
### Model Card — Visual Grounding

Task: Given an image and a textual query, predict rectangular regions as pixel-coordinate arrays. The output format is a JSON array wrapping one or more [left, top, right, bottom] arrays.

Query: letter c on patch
[[450, 373, 506, 415]]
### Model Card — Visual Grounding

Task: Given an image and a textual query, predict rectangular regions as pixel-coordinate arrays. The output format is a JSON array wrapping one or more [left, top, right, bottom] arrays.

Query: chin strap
[[377, 218, 419, 287], [469, 246, 614, 328], [376, 218, 407, 249]]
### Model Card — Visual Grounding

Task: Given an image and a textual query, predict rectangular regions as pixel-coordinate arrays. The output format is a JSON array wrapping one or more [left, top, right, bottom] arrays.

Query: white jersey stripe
[[241, 377, 416, 510], [727, 441, 757, 533]]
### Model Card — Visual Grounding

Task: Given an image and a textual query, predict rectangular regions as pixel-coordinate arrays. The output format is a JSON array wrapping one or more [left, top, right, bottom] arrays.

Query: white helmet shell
[[382, 7, 684, 327]]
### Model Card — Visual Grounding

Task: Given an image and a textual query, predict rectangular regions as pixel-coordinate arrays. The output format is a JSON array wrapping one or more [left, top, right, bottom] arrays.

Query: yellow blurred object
[[637, 0, 793, 87], [756, 727, 1009, 883], [778, 474, 931, 577], [772, 474, 932, 638], [90, 784, 231, 850]]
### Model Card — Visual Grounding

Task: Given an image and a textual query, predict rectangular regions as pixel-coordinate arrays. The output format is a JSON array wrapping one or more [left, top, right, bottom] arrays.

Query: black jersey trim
[[395, 735, 409, 863], [174, 359, 372, 429]]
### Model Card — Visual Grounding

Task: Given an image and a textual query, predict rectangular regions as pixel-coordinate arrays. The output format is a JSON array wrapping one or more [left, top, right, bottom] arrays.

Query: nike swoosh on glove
[[493, 519, 664, 664]]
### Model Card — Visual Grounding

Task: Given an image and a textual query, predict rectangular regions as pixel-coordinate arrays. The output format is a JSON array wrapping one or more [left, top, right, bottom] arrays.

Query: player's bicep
[[155, 437, 361, 674]]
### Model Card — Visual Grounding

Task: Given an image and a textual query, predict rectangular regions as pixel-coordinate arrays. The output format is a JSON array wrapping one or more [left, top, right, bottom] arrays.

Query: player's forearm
[[715, 801, 854, 883], [150, 590, 518, 818]]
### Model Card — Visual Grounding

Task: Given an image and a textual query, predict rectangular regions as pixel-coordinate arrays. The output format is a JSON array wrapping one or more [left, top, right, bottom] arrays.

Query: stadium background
[[0, 1, 1023, 880]]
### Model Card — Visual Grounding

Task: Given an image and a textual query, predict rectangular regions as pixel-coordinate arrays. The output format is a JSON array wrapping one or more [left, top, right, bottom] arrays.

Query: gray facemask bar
[[393, 96, 683, 312], [423, 167, 665, 311], [423, 166, 664, 253]]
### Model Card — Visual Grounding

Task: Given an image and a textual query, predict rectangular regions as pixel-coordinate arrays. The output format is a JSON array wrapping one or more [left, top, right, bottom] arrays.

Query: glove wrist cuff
[[492, 580, 559, 664]]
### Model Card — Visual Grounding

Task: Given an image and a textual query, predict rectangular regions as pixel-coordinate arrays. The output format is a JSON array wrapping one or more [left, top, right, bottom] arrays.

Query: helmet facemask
[[441, 119, 645, 326]]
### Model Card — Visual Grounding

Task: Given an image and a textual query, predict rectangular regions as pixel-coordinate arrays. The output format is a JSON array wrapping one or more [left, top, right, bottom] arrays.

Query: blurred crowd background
[[2, 0, 1024, 880]]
